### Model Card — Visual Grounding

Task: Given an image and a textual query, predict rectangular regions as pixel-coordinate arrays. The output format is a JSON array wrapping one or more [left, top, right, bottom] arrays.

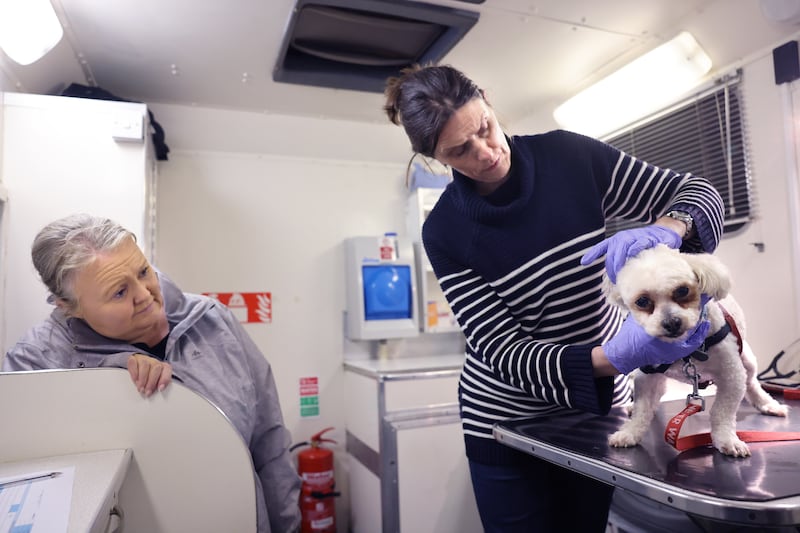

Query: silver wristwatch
[[666, 210, 694, 238]]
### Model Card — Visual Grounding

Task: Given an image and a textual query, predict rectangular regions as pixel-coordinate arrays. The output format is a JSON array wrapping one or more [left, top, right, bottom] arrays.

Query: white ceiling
[[1, 0, 800, 127]]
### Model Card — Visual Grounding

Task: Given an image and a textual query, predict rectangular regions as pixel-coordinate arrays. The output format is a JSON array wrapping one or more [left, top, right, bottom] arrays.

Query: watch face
[[667, 211, 692, 236]]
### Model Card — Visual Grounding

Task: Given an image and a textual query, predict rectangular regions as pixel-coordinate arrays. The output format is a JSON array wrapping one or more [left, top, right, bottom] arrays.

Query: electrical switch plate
[[111, 110, 144, 142]]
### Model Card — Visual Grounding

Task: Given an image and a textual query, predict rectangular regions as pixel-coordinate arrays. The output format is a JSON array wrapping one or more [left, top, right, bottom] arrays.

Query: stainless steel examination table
[[493, 395, 800, 530]]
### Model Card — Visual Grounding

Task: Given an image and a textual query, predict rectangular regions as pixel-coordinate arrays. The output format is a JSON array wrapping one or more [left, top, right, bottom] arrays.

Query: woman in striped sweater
[[384, 64, 724, 532]]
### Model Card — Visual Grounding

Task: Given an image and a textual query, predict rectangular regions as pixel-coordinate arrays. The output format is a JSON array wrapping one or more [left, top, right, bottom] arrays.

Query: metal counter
[[494, 396, 800, 528]]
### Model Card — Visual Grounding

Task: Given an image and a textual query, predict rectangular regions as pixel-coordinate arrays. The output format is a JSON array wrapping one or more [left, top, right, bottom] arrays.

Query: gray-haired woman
[[3, 213, 301, 533]]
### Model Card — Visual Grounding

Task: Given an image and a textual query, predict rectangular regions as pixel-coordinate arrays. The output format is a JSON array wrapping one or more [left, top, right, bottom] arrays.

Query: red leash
[[665, 402, 703, 449], [664, 401, 800, 451]]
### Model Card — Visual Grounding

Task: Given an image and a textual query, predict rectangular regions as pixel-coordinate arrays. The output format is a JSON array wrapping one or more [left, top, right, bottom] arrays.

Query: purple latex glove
[[580, 226, 682, 283], [602, 314, 711, 374], [700, 293, 711, 308]]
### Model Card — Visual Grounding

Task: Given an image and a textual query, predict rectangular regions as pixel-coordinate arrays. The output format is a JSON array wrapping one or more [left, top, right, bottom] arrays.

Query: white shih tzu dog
[[605, 244, 787, 457]]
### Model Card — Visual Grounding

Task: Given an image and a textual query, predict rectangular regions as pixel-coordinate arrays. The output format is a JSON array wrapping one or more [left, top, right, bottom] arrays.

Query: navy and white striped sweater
[[422, 129, 724, 465]]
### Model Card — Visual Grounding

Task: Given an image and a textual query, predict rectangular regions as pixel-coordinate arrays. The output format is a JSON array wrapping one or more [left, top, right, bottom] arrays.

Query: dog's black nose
[[662, 316, 683, 336]]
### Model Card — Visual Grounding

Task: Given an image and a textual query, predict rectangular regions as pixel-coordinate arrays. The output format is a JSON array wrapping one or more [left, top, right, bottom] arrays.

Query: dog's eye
[[674, 286, 690, 299], [634, 296, 652, 311]]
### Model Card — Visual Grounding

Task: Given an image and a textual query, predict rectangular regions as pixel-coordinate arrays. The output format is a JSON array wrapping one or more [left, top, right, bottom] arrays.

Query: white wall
[[148, 104, 412, 165], [149, 104, 429, 435], [154, 148, 409, 439], [0, 87, 5, 351], [712, 51, 800, 363]]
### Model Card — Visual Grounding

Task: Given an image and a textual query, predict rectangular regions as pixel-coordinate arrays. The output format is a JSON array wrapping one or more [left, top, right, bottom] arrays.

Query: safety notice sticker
[[300, 377, 320, 418], [203, 292, 272, 323]]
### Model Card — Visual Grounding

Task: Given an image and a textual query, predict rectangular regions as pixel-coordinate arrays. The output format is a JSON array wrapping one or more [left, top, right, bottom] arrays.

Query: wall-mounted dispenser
[[344, 235, 419, 340]]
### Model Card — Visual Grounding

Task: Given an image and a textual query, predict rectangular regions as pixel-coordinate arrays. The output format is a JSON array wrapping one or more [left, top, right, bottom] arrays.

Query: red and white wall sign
[[203, 292, 272, 323]]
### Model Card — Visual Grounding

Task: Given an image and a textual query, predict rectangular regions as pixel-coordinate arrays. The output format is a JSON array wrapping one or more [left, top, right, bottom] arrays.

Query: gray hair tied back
[[32, 213, 135, 305]]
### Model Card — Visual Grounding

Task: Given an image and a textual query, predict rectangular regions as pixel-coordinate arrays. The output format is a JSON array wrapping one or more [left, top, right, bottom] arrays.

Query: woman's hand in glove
[[602, 314, 711, 375], [580, 226, 682, 283]]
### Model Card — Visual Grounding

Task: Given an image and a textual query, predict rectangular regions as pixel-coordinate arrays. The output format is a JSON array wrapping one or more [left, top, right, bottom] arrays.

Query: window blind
[[604, 72, 752, 235]]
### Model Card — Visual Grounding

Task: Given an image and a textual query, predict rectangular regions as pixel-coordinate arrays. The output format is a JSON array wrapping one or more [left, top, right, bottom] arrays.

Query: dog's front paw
[[608, 430, 642, 448], [714, 434, 751, 457], [759, 400, 789, 417]]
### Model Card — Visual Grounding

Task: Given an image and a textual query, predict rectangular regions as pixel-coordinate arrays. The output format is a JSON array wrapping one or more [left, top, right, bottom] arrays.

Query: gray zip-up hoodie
[[3, 272, 302, 533]]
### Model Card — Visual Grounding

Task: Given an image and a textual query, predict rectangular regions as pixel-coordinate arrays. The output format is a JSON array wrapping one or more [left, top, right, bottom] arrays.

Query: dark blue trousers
[[468, 455, 614, 532]]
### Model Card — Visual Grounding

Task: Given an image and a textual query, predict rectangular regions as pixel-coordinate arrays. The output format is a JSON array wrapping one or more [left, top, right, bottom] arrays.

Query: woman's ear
[[55, 297, 80, 318]]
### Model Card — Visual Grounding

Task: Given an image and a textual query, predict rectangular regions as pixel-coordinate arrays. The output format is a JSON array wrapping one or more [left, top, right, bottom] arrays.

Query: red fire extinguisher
[[291, 427, 339, 533]]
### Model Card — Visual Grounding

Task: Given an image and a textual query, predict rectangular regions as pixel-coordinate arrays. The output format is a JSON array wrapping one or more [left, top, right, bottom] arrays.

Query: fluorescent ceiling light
[[553, 31, 712, 138], [0, 0, 63, 65]]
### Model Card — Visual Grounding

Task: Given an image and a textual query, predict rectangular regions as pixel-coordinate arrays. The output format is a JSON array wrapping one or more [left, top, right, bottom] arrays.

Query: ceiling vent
[[273, 0, 480, 93]]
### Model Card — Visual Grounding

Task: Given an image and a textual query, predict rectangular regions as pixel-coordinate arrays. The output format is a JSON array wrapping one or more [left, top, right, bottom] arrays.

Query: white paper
[[0, 467, 74, 533]]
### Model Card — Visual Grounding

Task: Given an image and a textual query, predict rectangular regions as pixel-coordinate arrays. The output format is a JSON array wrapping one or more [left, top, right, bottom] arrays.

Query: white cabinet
[[344, 356, 482, 533], [406, 188, 459, 333], [0, 92, 155, 354]]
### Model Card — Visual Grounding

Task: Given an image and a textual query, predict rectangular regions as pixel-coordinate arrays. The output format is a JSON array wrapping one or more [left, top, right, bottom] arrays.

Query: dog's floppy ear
[[601, 273, 626, 309], [683, 252, 732, 300]]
